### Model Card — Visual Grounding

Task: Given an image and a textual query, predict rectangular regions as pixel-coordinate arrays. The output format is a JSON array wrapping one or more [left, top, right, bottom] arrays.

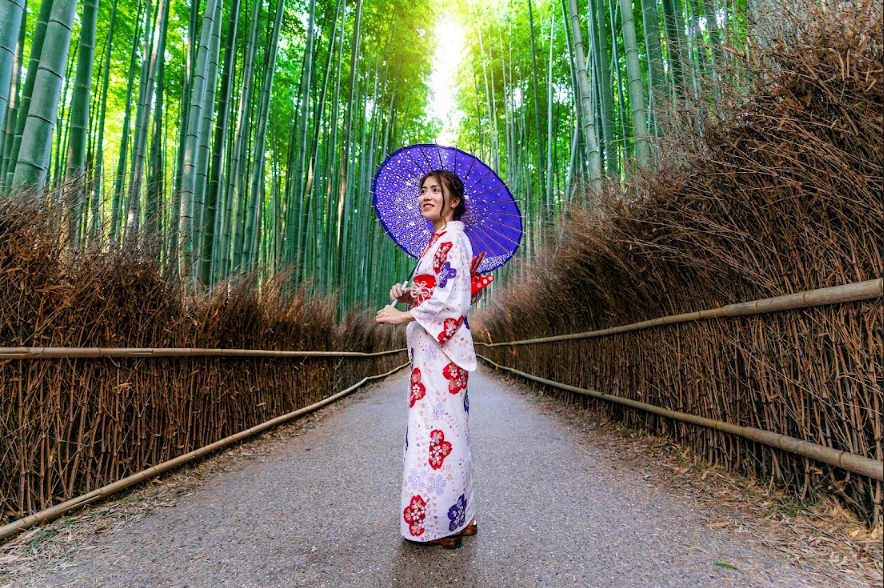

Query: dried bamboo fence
[[476, 279, 883, 474], [474, 2, 882, 525], [0, 359, 408, 540], [476, 285, 882, 524], [0, 197, 409, 529], [0, 346, 407, 528]]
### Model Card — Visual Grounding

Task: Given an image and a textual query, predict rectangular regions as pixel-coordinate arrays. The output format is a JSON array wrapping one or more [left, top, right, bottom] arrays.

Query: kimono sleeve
[[409, 234, 471, 346]]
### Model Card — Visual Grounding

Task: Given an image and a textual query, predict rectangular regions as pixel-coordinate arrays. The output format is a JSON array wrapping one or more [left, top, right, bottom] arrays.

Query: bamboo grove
[[0, 0, 756, 307], [449, 0, 752, 269], [0, 0, 439, 310]]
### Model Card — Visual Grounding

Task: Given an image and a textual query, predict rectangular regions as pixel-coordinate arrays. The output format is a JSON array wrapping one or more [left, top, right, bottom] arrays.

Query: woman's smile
[[419, 176, 446, 220]]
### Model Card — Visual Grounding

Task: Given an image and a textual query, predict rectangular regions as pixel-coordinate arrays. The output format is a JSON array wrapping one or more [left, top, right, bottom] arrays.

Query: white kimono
[[400, 221, 477, 541]]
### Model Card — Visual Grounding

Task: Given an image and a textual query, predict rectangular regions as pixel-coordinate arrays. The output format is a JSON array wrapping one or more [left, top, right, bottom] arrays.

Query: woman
[[375, 169, 478, 549]]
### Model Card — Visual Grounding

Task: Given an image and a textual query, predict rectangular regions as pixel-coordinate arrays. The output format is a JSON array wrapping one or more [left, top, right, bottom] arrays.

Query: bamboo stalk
[[0, 361, 410, 541], [479, 354, 883, 482], [0, 347, 408, 359], [477, 279, 882, 347]]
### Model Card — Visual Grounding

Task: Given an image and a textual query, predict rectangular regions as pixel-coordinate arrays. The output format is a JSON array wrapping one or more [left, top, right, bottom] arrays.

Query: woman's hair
[[419, 170, 466, 222]]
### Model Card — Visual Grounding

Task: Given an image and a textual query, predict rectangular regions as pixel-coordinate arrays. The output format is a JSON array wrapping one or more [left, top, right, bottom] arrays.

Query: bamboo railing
[[0, 347, 407, 359]]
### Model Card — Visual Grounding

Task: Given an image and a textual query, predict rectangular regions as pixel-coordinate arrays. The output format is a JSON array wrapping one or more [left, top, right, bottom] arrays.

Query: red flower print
[[437, 316, 464, 345], [433, 242, 453, 273], [409, 274, 436, 307], [420, 232, 446, 258], [410, 368, 426, 408], [403, 495, 427, 537], [428, 429, 453, 470], [442, 362, 468, 394]]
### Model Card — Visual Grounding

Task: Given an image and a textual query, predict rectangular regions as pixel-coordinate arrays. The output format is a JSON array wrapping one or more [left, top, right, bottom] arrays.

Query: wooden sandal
[[460, 521, 478, 536], [426, 534, 463, 549]]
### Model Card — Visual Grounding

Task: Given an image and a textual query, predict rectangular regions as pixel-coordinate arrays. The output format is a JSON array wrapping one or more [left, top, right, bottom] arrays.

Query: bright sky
[[427, 17, 465, 145]]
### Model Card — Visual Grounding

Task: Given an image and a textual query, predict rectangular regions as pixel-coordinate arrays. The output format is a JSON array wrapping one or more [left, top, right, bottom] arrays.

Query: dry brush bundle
[[0, 197, 405, 524], [475, 0, 883, 525]]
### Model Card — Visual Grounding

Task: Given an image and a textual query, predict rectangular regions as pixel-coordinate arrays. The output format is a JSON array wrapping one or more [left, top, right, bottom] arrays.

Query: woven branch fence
[[477, 280, 883, 498], [0, 347, 407, 526], [474, 2, 883, 525], [0, 352, 408, 539], [0, 197, 409, 527]]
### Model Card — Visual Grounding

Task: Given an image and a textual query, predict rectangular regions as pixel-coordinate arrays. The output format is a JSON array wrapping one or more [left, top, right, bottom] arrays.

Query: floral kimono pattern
[[401, 221, 476, 542]]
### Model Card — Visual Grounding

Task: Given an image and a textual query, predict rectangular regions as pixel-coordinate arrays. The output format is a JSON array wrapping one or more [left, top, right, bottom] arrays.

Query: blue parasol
[[372, 144, 522, 274]]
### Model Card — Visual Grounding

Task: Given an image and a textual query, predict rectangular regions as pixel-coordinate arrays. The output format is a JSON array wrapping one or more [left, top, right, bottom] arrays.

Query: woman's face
[[419, 175, 457, 222]]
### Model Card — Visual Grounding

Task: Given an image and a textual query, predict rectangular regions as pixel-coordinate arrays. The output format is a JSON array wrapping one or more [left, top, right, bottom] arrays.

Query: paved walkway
[[22, 367, 822, 588]]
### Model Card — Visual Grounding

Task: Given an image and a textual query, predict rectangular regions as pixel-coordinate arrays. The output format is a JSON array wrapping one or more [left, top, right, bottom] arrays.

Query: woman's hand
[[375, 306, 414, 325], [389, 283, 413, 304]]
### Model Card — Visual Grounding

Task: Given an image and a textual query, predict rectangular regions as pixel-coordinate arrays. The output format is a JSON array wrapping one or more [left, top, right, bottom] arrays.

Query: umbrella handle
[[388, 280, 409, 307]]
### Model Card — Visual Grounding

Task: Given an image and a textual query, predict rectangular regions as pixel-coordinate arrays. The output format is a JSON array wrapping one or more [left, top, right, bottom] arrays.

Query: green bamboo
[[661, 0, 688, 102], [225, 0, 260, 276], [568, 0, 602, 192], [178, 0, 220, 276], [145, 41, 165, 242], [242, 0, 284, 273], [5, 0, 51, 188], [110, 0, 144, 241], [89, 0, 118, 240], [333, 0, 362, 286], [63, 0, 99, 238], [640, 0, 665, 136], [192, 0, 222, 257], [50, 35, 76, 189], [0, 1, 26, 193], [590, 0, 617, 175], [13, 0, 78, 188], [293, 0, 317, 277], [128, 0, 170, 236], [197, 0, 241, 286], [526, 0, 545, 194], [619, 0, 651, 166], [0, 0, 24, 135], [545, 14, 555, 219]]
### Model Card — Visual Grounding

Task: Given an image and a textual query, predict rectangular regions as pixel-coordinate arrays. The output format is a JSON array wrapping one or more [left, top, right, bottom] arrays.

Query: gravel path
[[20, 367, 825, 588]]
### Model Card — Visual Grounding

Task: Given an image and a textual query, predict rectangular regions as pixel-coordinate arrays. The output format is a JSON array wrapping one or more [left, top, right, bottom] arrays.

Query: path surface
[[22, 367, 822, 588]]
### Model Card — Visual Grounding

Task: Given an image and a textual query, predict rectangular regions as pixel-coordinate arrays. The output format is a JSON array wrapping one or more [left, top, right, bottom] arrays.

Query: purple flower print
[[432, 401, 447, 421], [427, 472, 447, 496], [448, 494, 467, 532], [407, 467, 426, 489], [438, 262, 457, 289], [463, 390, 469, 413], [405, 424, 408, 450]]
